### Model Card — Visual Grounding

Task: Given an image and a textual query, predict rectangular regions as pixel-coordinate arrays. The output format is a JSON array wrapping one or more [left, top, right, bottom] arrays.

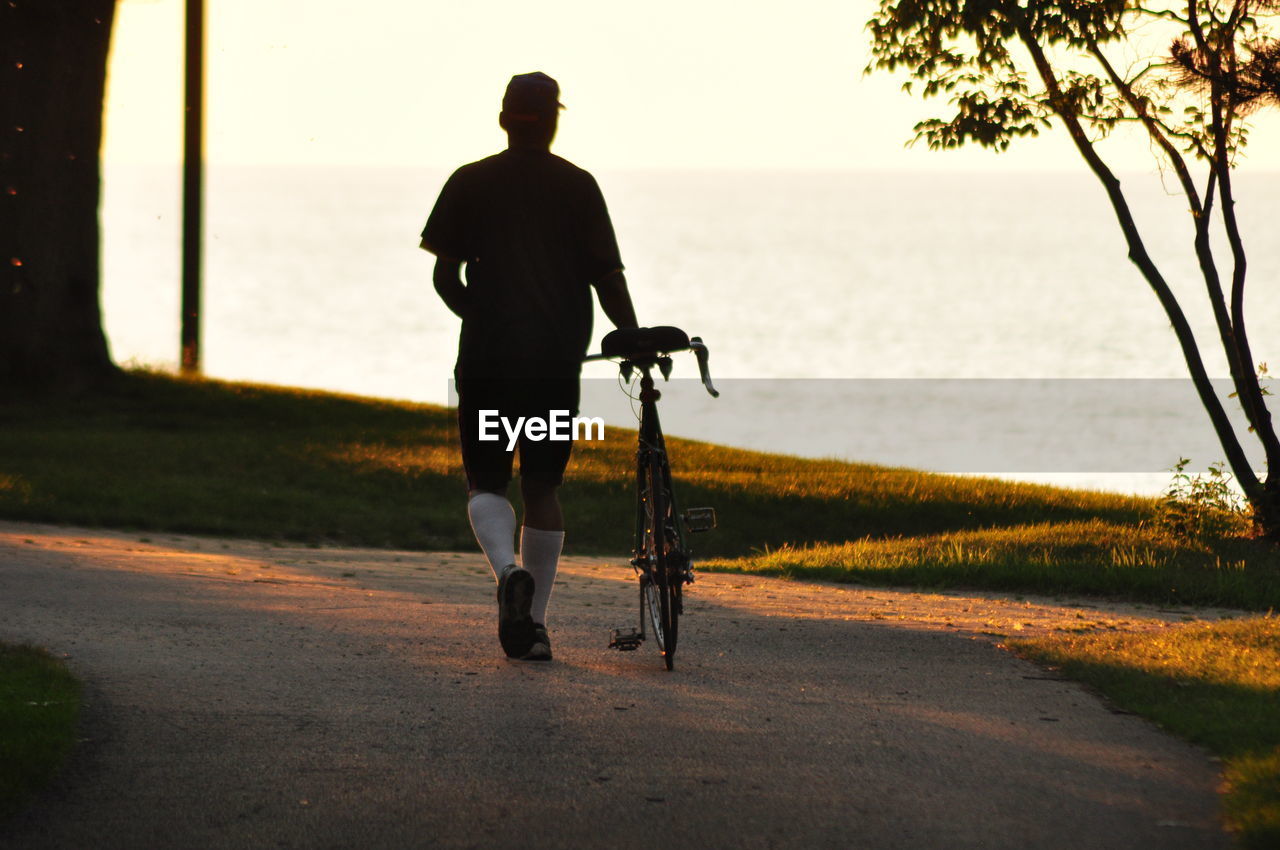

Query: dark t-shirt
[[421, 149, 623, 381]]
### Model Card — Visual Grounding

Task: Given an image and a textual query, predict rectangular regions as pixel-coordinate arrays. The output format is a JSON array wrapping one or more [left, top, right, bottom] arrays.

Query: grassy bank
[[0, 644, 81, 821], [1, 370, 1147, 558], [1013, 617, 1280, 848], [6, 371, 1280, 611], [702, 520, 1280, 610]]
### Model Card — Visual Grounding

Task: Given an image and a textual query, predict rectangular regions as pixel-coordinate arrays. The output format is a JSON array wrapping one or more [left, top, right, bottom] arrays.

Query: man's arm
[[426, 247, 470, 319], [592, 269, 638, 329]]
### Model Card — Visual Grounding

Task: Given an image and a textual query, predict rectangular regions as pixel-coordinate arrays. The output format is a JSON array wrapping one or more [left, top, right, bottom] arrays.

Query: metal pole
[[180, 0, 204, 375]]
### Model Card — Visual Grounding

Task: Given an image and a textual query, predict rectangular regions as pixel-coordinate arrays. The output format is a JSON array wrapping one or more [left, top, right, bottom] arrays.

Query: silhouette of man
[[420, 72, 638, 661]]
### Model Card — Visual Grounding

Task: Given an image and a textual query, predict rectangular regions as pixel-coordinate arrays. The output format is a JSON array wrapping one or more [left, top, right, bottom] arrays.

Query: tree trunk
[[1252, 479, 1280, 541], [1, 0, 118, 394]]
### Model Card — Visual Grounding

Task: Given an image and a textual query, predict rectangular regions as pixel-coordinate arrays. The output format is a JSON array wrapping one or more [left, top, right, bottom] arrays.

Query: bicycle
[[584, 326, 719, 671]]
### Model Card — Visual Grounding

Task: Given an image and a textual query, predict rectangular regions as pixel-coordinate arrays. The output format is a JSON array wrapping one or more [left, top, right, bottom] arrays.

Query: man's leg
[[458, 388, 536, 658], [520, 477, 565, 627], [466, 488, 517, 581], [458, 391, 519, 580], [510, 374, 576, 661], [468, 490, 539, 660]]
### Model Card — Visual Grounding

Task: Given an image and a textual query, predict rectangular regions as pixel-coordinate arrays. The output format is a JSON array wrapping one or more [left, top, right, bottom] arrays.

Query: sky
[[103, 0, 1280, 172]]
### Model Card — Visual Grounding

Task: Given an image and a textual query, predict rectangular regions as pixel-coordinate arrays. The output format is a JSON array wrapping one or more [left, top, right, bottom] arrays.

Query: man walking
[[420, 72, 639, 661]]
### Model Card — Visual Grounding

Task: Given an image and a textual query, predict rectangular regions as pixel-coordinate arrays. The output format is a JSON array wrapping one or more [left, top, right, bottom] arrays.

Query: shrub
[[1153, 459, 1252, 543]]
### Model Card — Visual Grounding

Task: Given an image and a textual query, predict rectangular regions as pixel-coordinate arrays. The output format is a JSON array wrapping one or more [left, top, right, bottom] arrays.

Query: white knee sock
[[467, 493, 516, 581], [520, 526, 564, 625]]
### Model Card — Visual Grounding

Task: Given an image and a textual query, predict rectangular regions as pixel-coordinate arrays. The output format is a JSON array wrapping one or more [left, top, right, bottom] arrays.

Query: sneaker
[[496, 565, 535, 658], [520, 624, 552, 661]]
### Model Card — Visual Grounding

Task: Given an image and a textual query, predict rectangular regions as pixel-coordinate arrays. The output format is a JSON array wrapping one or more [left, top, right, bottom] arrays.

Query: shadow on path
[[0, 524, 1228, 849]]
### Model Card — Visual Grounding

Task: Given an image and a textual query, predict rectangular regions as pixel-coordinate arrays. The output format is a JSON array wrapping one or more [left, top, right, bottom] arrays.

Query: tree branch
[[1088, 39, 1260, 433], [1197, 0, 1280, 473], [1010, 4, 1262, 497], [1136, 6, 1191, 25]]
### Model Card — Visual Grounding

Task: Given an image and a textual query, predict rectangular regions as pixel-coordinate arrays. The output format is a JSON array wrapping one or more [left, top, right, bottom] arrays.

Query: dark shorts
[[456, 375, 581, 492]]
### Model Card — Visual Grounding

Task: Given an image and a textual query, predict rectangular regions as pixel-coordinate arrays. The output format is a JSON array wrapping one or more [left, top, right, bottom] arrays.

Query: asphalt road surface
[[0, 522, 1233, 849]]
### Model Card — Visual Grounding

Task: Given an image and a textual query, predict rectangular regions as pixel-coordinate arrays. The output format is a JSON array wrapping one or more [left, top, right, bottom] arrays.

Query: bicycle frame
[[631, 359, 689, 641]]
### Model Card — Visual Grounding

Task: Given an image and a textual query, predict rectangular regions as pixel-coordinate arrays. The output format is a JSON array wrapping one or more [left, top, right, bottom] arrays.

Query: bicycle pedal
[[609, 629, 644, 651], [683, 507, 717, 533]]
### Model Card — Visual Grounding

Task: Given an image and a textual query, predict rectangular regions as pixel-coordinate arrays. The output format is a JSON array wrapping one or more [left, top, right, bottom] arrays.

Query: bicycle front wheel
[[642, 450, 679, 669]]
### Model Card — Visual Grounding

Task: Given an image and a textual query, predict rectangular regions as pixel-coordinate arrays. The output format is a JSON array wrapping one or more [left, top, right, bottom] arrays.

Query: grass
[[0, 643, 82, 821], [1011, 617, 1280, 848], [702, 520, 1280, 610], [0, 369, 1149, 558], [5, 371, 1279, 613]]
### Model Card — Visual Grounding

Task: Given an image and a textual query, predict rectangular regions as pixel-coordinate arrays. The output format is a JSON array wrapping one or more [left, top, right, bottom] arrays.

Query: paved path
[[0, 522, 1235, 849]]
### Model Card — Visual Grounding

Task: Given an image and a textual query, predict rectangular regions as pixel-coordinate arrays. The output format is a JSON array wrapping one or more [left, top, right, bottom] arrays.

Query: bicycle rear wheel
[[641, 450, 679, 669]]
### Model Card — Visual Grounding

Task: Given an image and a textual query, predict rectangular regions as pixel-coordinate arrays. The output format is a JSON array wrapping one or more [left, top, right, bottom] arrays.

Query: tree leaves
[[866, 0, 1277, 158]]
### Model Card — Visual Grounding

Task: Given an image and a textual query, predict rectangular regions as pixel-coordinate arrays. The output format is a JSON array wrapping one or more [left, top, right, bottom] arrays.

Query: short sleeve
[[420, 170, 474, 261], [580, 174, 624, 283]]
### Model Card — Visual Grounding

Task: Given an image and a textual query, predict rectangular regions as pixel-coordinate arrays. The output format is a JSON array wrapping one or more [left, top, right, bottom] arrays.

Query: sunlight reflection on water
[[102, 167, 1280, 494]]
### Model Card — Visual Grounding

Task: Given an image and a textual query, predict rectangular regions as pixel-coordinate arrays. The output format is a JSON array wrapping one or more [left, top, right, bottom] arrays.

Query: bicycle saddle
[[601, 326, 691, 359]]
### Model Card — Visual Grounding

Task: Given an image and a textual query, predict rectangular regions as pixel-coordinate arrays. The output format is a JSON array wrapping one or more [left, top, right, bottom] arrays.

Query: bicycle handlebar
[[583, 335, 720, 398]]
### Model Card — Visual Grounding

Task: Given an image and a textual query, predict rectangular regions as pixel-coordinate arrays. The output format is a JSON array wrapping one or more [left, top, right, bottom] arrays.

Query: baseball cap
[[502, 72, 565, 119]]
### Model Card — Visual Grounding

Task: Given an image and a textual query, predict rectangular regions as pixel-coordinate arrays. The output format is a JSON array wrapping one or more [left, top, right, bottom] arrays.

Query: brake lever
[[690, 337, 720, 398]]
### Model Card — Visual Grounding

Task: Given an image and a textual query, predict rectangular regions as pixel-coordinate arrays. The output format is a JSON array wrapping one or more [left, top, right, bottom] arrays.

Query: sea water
[[100, 165, 1280, 494]]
